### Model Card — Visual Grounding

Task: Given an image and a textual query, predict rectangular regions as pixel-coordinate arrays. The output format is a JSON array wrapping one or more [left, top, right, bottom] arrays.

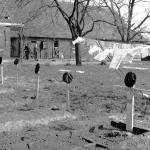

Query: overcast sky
[[118, 0, 150, 31], [67, 0, 150, 37], [127, 1, 150, 38]]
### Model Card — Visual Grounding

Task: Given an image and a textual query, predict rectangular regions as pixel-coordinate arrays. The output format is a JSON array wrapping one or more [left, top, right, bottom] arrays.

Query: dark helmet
[[0, 57, 2, 64], [124, 72, 136, 88], [35, 63, 40, 74], [14, 58, 19, 65], [62, 72, 73, 84]]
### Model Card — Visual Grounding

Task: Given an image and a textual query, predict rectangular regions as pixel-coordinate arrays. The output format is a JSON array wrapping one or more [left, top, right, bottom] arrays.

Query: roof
[[0, 22, 23, 27], [0, 0, 23, 30], [4, 0, 120, 40], [1, 0, 148, 42]]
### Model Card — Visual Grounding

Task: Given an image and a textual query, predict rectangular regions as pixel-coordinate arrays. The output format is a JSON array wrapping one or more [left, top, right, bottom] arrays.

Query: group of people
[[24, 43, 38, 60], [54, 48, 64, 59], [24, 41, 64, 60]]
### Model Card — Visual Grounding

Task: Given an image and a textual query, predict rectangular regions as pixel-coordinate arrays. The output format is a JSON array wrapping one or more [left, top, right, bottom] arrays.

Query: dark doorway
[[11, 38, 20, 57]]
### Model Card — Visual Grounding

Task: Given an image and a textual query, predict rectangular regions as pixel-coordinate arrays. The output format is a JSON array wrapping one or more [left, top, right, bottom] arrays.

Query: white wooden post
[[126, 88, 134, 131], [62, 72, 73, 111], [36, 74, 40, 99], [1, 63, 3, 85], [16, 64, 19, 88], [66, 84, 70, 111], [34, 63, 40, 99]]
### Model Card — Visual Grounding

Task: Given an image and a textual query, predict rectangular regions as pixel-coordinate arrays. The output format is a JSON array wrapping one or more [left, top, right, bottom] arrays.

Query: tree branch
[[79, 0, 90, 25], [132, 12, 150, 32], [94, 19, 116, 26], [129, 29, 150, 41], [113, 1, 125, 38], [102, 0, 125, 41], [53, 0, 69, 23], [82, 21, 95, 36], [69, 0, 77, 19]]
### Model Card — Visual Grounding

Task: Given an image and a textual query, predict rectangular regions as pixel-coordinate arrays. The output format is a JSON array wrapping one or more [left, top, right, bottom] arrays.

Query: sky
[[130, 1, 150, 28], [98, 0, 150, 38], [125, 1, 150, 38], [64, 0, 150, 27], [65, 0, 150, 37]]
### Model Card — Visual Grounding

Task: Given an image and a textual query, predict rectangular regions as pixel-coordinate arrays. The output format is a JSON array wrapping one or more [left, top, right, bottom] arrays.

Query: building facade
[[0, 0, 148, 60]]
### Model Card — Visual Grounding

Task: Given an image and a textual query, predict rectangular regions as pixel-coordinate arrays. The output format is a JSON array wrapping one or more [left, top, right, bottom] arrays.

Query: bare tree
[[100, 0, 150, 43], [52, 0, 91, 65], [15, 0, 150, 64], [15, 0, 106, 65]]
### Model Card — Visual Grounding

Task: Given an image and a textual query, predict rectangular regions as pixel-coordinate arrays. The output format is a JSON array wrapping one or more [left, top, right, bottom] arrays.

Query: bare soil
[[0, 60, 150, 150]]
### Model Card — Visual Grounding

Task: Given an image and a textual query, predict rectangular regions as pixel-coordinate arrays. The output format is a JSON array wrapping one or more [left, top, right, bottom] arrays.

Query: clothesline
[[72, 37, 150, 70]]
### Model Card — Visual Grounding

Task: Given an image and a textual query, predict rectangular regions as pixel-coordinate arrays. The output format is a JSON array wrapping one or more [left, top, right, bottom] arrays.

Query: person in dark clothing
[[33, 43, 38, 61], [24, 44, 30, 60]]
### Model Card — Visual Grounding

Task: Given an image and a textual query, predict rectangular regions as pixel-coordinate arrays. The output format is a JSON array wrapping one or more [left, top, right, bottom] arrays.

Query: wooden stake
[[62, 72, 73, 111], [1, 63, 3, 85], [66, 84, 70, 111], [16, 64, 19, 88], [36, 74, 40, 99], [126, 88, 134, 131], [34, 63, 40, 99]]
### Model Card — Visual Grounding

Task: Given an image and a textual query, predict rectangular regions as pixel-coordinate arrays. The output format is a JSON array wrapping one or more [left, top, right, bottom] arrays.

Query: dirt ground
[[0, 59, 150, 150]]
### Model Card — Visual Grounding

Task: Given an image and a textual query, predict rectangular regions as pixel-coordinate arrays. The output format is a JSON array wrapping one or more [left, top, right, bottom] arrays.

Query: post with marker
[[0, 57, 3, 85], [14, 58, 20, 88], [63, 72, 73, 111], [35, 63, 40, 99], [124, 72, 136, 132]]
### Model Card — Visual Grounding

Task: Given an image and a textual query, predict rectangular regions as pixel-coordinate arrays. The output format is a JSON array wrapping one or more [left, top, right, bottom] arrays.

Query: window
[[40, 41, 43, 49], [54, 40, 59, 47]]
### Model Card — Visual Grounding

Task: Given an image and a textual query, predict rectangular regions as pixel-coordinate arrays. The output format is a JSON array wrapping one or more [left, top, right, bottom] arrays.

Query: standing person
[[33, 43, 38, 61], [40, 41, 43, 59], [24, 43, 30, 60]]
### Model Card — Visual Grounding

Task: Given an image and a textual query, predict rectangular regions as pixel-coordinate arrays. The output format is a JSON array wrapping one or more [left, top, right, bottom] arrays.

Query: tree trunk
[[75, 43, 82, 66]]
